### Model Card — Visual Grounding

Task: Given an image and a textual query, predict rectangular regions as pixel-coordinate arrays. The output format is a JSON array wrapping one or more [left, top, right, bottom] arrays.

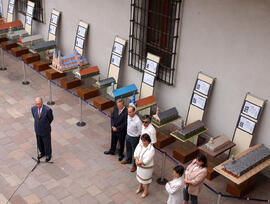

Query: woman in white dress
[[165, 165, 185, 204], [134, 133, 155, 198]]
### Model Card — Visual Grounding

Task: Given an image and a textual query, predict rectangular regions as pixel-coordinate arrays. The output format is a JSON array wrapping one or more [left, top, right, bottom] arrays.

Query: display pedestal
[[21, 53, 40, 64], [60, 78, 81, 89], [77, 86, 99, 100], [205, 157, 223, 180], [11, 47, 29, 57], [33, 61, 51, 72], [0, 37, 8, 43], [156, 133, 176, 148], [226, 179, 255, 197], [93, 96, 115, 111], [1, 41, 18, 50], [173, 141, 198, 164], [45, 69, 66, 80]]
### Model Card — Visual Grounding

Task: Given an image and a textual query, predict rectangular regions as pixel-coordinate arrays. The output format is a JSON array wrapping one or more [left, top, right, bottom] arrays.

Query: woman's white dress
[[134, 143, 155, 184], [165, 177, 184, 204]]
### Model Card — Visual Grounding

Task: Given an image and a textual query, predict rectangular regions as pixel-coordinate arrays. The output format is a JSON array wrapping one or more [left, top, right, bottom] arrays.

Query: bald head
[[35, 97, 43, 109]]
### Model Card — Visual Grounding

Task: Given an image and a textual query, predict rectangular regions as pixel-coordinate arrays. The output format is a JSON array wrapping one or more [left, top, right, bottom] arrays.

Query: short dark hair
[[141, 133, 151, 143], [173, 165, 184, 176], [128, 106, 135, 112], [116, 99, 124, 104], [197, 153, 207, 168], [142, 115, 151, 122]]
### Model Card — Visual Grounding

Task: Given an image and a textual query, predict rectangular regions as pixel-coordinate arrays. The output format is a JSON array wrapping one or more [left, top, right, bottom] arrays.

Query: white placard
[[195, 79, 210, 96], [77, 26, 86, 38], [145, 59, 158, 74], [111, 54, 121, 67], [49, 24, 56, 35], [9, 0, 15, 4], [27, 6, 34, 16], [50, 13, 58, 24], [8, 4, 14, 13], [0, 0, 3, 16], [238, 116, 255, 134], [113, 42, 124, 55], [143, 72, 155, 87], [26, 15, 32, 25], [242, 101, 260, 120], [75, 37, 84, 49], [191, 93, 206, 110]]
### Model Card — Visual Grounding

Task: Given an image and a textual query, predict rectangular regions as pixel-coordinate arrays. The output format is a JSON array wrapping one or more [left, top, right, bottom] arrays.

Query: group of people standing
[[104, 99, 208, 203]]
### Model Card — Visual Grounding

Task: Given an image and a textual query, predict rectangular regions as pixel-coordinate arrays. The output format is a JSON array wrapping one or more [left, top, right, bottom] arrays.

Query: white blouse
[[165, 177, 184, 204], [134, 143, 155, 167]]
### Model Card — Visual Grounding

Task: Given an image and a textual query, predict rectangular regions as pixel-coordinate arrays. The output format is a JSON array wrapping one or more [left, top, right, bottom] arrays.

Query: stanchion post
[[22, 62, 30, 85], [0, 48, 7, 71], [157, 151, 168, 185], [47, 80, 55, 105], [76, 97, 86, 127], [216, 193, 222, 204]]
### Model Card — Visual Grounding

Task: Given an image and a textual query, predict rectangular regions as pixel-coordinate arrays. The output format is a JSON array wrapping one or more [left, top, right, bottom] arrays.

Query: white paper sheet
[[77, 26, 87, 38], [50, 13, 58, 24], [242, 101, 260, 120], [49, 24, 56, 35], [143, 72, 155, 87], [238, 116, 255, 134], [191, 93, 206, 109], [25, 15, 32, 25], [113, 42, 124, 55], [75, 37, 84, 49], [145, 59, 158, 74], [9, 0, 15, 5], [111, 54, 121, 67], [195, 79, 210, 96], [8, 4, 14, 14], [26, 5, 34, 16]]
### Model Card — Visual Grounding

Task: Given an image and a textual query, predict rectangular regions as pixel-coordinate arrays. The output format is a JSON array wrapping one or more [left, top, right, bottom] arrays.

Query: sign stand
[[0, 47, 6, 70], [22, 62, 29, 85], [77, 97, 86, 127]]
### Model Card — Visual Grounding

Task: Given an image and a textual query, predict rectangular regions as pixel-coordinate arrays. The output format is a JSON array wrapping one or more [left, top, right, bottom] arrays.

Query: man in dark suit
[[104, 99, 128, 161], [31, 97, 54, 162]]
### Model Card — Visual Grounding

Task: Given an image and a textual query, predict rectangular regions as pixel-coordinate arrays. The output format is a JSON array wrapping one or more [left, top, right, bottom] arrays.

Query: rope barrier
[[3, 48, 270, 203]]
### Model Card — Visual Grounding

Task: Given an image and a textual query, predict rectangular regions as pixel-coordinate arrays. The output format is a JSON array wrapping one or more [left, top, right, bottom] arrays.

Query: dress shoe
[[45, 156, 51, 162], [104, 150, 115, 155], [37, 153, 45, 160], [130, 167, 136, 172], [121, 160, 131, 164], [118, 155, 124, 161]]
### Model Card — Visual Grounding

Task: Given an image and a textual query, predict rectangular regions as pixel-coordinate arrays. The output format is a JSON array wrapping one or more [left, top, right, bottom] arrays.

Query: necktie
[[118, 110, 120, 115], [38, 108, 41, 118]]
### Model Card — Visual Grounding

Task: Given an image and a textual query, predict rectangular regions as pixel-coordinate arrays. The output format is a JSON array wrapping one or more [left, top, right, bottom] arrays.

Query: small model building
[[176, 120, 205, 139], [31, 40, 56, 52], [52, 49, 88, 72], [108, 84, 137, 100], [8, 29, 28, 40], [18, 34, 43, 46], [223, 144, 270, 178], [0, 20, 23, 34], [205, 135, 231, 152], [153, 107, 179, 124], [129, 92, 137, 108], [95, 77, 115, 88], [73, 66, 100, 80]]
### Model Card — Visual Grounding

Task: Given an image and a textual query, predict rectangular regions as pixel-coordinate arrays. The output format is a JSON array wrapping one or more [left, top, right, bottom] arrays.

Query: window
[[129, 0, 182, 86], [18, 0, 44, 23]]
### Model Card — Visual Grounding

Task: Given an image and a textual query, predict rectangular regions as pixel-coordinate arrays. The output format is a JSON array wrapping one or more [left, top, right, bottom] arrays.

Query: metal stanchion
[[157, 151, 168, 185], [216, 193, 222, 204], [0, 48, 7, 71], [76, 97, 86, 127], [22, 61, 30, 85], [47, 80, 55, 105]]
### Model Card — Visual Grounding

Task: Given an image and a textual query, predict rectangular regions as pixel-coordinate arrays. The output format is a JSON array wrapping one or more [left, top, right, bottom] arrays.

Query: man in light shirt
[[141, 115, 156, 144], [121, 106, 142, 172]]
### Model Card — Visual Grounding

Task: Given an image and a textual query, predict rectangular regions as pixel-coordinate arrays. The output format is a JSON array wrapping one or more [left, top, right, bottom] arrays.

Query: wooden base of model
[[21, 53, 40, 64], [156, 133, 176, 149], [45, 69, 66, 80], [33, 61, 51, 72], [226, 179, 255, 197], [77, 86, 99, 100], [93, 96, 115, 111], [1, 40, 18, 50], [173, 141, 198, 164], [0, 37, 8, 43], [11, 47, 29, 57], [60, 78, 81, 89]]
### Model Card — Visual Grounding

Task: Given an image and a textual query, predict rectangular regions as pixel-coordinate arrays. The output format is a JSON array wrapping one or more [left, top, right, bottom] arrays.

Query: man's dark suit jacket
[[31, 104, 54, 136], [111, 105, 128, 136]]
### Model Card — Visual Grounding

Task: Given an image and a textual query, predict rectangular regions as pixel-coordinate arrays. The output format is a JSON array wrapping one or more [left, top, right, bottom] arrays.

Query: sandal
[[136, 188, 143, 194], [140, 192, 148, 198]]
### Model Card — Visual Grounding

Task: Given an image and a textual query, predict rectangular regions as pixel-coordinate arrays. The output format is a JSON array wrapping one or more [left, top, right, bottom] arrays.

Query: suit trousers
[[36, 134, 52, 157], [126, 135, 140, 168], [183, 187, 198, 204], [110, 131, 125, 156]]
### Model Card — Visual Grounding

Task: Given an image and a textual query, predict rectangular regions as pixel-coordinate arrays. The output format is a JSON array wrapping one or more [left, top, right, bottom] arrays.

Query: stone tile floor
[[0, 52, 269, 204]]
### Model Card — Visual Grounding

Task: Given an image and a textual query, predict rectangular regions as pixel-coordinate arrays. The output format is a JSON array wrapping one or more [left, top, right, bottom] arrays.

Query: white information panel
[[113, 42, 124, 55], [111, 54, 121, 67], [50, 13, 58, 24], [0, 0, 3, 17], [10, 0, 14, 4], [26, 15, 32, 25], [191, 93, 206, 110], [242, 101, 261, 120], [77, 26, 87, 38], [238, 116, 255, 135], [8, 4, 14, 13], [75, 37, 84, 49], [49, 24, 56, 35], [27, 5, 34, 15], [195, 79, 210, 96], [145, 59, 158, 74], [143, 72, 155, 87]]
